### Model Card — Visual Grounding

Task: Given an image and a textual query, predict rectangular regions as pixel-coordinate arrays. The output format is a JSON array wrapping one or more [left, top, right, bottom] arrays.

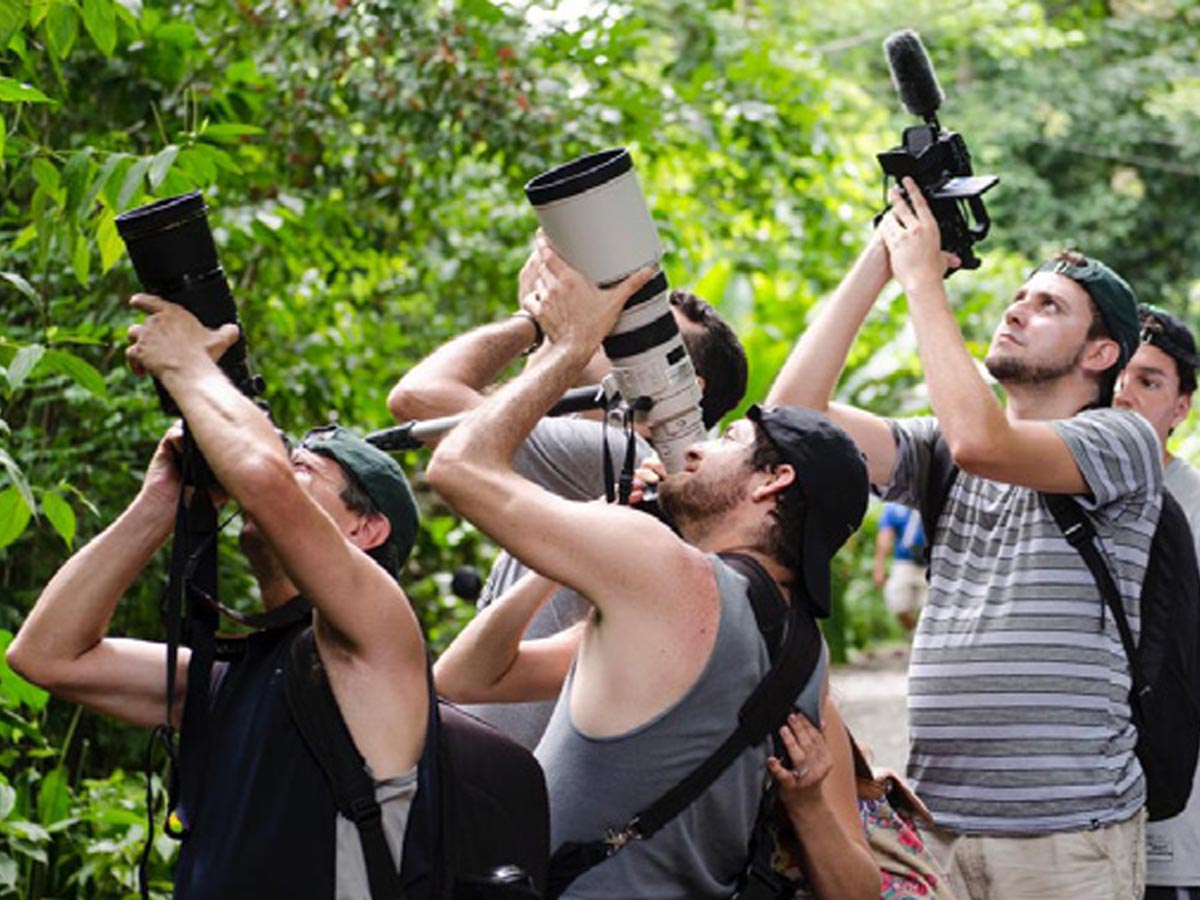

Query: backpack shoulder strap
[[1042, 493, 1141, 687], [546, 553, 822, 899], [283, 627, 406, 900]]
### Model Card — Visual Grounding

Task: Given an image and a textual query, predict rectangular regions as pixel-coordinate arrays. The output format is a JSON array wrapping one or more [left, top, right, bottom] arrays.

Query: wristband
[[512, 310, 545, 356]]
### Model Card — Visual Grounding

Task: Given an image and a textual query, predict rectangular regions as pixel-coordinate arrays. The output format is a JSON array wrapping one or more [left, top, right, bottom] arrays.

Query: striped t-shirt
[[881, 408, 1162, 834]]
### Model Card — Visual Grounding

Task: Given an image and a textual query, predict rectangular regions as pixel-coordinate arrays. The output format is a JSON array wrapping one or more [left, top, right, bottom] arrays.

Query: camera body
[[525, 149, 705, 474], [116, 192, 257, 414], [877, 125, 998, 271]]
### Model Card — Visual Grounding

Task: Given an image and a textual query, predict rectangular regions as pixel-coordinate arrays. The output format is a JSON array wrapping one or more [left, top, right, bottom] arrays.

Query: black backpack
[[920, 434, 1200, 822], [284, 627, 549, 899]]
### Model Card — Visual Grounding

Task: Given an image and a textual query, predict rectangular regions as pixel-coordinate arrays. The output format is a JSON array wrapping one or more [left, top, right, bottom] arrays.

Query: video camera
[[876, 30, 999, 272], [524, 149, 705, 475], [116, 192, 261, 413]]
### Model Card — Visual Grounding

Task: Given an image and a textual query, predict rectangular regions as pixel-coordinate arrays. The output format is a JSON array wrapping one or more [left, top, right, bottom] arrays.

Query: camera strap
[[602, 395, 651, 507]]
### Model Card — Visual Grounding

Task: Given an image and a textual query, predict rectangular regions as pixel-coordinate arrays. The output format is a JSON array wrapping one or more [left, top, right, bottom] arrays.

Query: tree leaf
[[35, 768, 70, 825], [6, 344, 44, 392], [0, 272, 38, 305], [0, 451, 34, 515], [0, 780, 14, 820], [201, 122, 265, 142], [147, 143, 178, 189], [31, 158, 59, 193], [116, 155, 150, 210], [39, 348, 107, 398], [0, 1, 27, 51], [44, 0, 79, 61], [41, 491, 76, 549], [81, 0, 115, 56], [0, 853, 14, 891], [71, 232, 90, 285], [112, 0, 141, 23], [0, 77, 53, 104], [95, 207, 122, 272], [29, 0, 50, 27], [0, 486, 32, 550]]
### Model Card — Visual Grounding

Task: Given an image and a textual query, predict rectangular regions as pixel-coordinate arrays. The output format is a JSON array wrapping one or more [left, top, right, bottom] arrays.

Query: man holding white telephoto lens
[[390, 148, 748, 751]]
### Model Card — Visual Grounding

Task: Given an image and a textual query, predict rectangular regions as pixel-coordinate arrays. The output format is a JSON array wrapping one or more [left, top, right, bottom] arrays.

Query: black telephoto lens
[[116, 192, 252, 414]]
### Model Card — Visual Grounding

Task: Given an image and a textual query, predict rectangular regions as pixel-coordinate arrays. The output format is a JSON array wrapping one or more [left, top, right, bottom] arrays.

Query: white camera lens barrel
[[525, 148, 662, 287], [526, 149, 705, 474]]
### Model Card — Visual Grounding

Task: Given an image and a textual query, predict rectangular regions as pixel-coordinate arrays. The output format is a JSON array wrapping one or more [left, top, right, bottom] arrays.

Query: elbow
[[945, 433, 999, 476], [387, 380, 418, 422], [7, 633, 56, 692], [426, 443, 469, 506]]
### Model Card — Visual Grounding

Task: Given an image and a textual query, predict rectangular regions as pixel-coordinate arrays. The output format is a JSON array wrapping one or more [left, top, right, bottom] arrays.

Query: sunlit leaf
[[0, 486, 32, 550], [6, 344, 44, 392], [41, 491, 76, 549], [81, 0, 116, 56], [0, 77, 52, 104], [39, 348, 107, 399]]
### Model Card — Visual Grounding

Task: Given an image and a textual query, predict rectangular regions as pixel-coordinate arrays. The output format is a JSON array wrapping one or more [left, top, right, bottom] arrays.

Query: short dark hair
[[670, 290, 747, 429], [749, 421, 805, 585], [329, 458, 402, 579], [1047, 250, 1118, 406]]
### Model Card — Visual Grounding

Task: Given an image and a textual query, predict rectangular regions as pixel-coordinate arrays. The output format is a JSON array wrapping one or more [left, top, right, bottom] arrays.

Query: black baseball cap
[[746, 404, 869, 617], [1139, 305, 1200, 376]]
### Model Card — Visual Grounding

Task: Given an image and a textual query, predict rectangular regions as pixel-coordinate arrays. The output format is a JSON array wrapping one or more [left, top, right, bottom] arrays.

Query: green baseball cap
[[300, 424, 419, 573], [1033, 254, 1139, 368]]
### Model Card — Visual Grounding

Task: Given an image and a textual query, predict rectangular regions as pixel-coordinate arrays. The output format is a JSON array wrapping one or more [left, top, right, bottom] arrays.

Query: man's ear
[[348, 512, 392, 553], [1082, 338, 1121, 375], [1171, 391, 1193, 433], [751, 463, 795, 503]]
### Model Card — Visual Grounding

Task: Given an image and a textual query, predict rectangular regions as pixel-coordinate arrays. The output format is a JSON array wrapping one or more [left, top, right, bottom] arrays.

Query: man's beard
[[985, 342, 1084, 386], [658, 468, 748, 540]]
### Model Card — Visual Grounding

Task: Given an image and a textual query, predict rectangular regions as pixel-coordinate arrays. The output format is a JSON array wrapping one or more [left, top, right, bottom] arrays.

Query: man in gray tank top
[[427, 236, 879, 899], [389, 255, 747, 750]]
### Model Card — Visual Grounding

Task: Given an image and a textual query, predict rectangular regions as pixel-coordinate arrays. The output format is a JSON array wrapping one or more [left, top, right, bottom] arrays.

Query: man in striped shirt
[[770, 177, 1160, 899]]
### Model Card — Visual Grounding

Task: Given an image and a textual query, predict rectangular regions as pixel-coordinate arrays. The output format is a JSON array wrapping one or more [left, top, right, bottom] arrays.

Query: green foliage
[[0, 631, 174, 898], [5, 0, 1200, 887]]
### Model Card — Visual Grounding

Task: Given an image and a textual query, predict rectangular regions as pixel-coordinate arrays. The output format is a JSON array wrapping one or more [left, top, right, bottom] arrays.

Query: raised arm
[[7, 427, 190, 729], [765, 236, 899, 486], [880, 179, 1091, 494], [434, 571, 580, 703], [427, 244, 706, 616], [387, 253, 541, 423], [126, 296, 427, 770]]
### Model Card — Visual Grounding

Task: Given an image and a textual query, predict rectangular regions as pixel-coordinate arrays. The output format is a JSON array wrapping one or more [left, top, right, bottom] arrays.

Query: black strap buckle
[[603, 817, 643, 853]]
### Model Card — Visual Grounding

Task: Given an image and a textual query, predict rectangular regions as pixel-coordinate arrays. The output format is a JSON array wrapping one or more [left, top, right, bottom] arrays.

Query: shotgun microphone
[[884, 29, 945, 123]]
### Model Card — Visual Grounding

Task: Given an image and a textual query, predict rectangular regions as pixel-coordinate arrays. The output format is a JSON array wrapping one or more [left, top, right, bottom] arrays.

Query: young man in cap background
[[388, 249, 747, 750], [7, 294, 426, 899], [769, 177, 1162, 899], [426, 246, 878, 899], [1114, 306, 1200, 900]]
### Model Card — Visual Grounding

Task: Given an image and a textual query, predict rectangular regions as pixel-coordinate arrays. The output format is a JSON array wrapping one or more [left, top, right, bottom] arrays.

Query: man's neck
[[1002, 378, 1099, 422], [255, 572, 300, 610]]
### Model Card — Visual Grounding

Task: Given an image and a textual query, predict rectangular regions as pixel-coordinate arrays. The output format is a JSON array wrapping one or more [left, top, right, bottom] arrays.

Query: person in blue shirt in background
[[872, 501, 926, 636]]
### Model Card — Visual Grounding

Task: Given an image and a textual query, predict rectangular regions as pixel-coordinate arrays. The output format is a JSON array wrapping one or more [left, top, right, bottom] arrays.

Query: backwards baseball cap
[[1033, 253, 1140, 368], [300, 424, 420, 574], [746, 404, 869, 618], [1139, 304, 1200, 378]]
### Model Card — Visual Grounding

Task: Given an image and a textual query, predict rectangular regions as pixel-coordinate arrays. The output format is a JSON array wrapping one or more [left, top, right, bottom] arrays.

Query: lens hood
[[526, 148, 661, 287]]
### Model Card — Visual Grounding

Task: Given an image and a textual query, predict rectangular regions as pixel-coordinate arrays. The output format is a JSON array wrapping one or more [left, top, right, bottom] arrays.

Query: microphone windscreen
[[884, 29, 944, 120]]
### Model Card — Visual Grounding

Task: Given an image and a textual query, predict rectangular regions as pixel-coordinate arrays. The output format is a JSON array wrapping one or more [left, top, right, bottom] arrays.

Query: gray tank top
[[534, 555, 826, 899]]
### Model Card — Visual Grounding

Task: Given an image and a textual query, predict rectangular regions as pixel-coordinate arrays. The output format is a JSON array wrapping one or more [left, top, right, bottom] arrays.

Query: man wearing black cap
[[769, 178, 1162, 899], [388, 249, 747, 751], [7, 295, 428, 898], [427, 247, 879, 899], [1115, 306, 1200, 900]]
